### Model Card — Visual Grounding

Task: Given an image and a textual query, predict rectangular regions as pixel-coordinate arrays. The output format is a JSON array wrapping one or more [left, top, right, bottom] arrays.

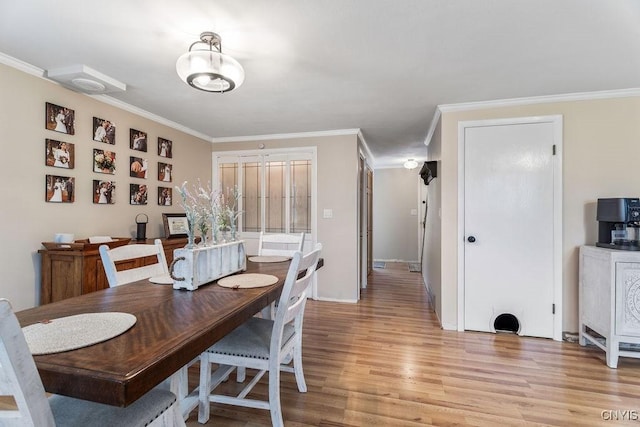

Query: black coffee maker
[[596, 198, 640, 250]]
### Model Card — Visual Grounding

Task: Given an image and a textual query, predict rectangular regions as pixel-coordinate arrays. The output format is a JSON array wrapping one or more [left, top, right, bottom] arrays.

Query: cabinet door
[[615, 262, 640, 337], [49, 254, 83, 302]]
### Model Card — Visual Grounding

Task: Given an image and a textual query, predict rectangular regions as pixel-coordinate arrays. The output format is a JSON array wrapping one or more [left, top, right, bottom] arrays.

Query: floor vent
[[373, 261, 386, 269], [408, 263, 421, 272]]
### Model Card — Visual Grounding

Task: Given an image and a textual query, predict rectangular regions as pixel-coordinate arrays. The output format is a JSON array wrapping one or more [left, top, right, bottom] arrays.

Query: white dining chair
[[198, 243, 322, 427], [256, 232, 306, 321], [99, 238, 168, 287], [99, 238, 194, 419], [257, 232, 305, 257], [0, 298, 184, 427]]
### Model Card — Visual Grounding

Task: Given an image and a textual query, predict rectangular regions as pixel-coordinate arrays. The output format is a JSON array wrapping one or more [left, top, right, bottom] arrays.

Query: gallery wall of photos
[[44, 102, 174, 206]]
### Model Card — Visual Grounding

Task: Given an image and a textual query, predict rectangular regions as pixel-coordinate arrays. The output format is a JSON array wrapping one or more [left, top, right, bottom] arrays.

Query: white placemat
[[22, 312, 137, 355], [149, 274, 173, 285], [248, 256, 291, 263], [217, 273, 279, 289]]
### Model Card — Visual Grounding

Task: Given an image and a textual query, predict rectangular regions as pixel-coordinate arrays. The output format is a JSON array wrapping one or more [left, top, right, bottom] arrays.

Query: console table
[[39, 237, 190, 304], [579, 245, 640, 368]]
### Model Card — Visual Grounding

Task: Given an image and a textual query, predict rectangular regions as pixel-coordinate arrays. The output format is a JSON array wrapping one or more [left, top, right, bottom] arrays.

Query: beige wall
[[0, 63, 212, 310], [211, 134, 360, 302], [372, 168, 421, 262], [423, 119, 442, 322], [431, 95, 640, 332]]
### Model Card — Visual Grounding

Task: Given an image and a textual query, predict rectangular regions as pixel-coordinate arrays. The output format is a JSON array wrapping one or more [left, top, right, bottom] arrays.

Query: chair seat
[[50, 388, 177, 427], [206, 317, 295, 360]]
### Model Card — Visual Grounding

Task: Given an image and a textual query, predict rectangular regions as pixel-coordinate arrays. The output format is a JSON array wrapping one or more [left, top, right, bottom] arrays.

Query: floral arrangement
[[94, 151, 115, 173], [175, 180, 242, 247]]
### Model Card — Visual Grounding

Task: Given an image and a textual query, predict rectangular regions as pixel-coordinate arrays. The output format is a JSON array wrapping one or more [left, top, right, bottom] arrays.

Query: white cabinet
[[579, 245, 640, 368]]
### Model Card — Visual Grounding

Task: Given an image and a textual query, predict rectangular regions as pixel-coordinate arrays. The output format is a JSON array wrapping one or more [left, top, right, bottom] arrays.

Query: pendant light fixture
[[176, 31, 245, 93]]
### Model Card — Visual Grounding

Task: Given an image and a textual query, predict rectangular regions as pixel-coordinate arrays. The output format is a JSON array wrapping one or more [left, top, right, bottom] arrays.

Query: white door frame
[[456, 115, 563, 341]]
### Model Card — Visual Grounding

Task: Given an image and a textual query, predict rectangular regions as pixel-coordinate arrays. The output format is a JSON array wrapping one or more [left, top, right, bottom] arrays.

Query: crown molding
[[0, 51, 45, 78], [424, 108, 441, 147], [88, 94, 212, 141], [0, 51, 211, 142], [211, 128, 361, 143], [437, 87, 640, 113], [357, 130, 376, 166], [424, 87, 640, 147]]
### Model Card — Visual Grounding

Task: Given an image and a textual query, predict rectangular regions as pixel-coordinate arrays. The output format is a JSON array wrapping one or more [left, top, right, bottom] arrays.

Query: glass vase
[[200, 231, 209, 247], [220, 228, 229, 243], [184, 216, 196, 249], [210, 217, 219, 245], [185, 228, 196, 249]]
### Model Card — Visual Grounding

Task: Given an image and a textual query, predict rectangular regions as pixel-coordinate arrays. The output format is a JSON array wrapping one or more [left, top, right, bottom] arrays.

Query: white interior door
[[462, 118, 560, 339]]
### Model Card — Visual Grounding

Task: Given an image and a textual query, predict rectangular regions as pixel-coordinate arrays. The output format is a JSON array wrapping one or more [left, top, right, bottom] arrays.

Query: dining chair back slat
[[99, 239, 168, 287], [257, 232, 305, 257]]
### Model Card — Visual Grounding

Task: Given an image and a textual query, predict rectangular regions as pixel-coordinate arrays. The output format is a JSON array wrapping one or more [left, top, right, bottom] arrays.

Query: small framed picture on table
[[162, 213, 188, 238]]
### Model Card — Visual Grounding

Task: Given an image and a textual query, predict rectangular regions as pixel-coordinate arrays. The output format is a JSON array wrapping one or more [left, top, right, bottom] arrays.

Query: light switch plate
[[323, 209, 333, 219]]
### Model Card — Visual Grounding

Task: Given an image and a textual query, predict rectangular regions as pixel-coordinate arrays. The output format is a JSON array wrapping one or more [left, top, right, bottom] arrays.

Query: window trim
[[212, 147, 317, 238]]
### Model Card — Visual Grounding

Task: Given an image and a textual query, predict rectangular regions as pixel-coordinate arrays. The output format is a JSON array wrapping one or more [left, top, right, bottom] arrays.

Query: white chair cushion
[[49, 388, 176, 427], [206, 317, 295, 360]]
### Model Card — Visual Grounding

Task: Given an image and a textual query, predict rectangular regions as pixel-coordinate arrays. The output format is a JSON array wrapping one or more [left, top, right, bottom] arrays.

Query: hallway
[[190, 262, 640, 426]]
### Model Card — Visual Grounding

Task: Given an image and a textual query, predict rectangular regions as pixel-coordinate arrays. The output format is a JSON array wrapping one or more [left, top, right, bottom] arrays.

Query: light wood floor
[[187, 262, 640, 426]]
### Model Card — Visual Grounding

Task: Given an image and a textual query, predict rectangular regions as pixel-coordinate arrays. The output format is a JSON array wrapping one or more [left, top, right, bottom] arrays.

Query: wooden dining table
[[16, 256, 315, 412]]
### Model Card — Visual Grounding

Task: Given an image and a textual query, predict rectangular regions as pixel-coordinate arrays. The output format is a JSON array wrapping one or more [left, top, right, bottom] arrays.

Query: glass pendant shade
[[176, 32, 245, 93]]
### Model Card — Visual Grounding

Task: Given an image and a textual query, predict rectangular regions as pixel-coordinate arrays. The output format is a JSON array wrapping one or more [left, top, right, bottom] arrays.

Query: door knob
[[467, 236, 476, 243]]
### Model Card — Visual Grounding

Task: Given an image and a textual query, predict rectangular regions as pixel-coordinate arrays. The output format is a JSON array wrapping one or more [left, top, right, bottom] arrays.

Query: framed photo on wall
[[158, 186, 172, 206], [158, 137, 172, 158], [45, 102, 75, 135], [158, 162, 172, 182], [162, 213, 188, 238], [130, 156, 148, 179], [130, 128, 147, 152], [93, 180, 115, 204], [93, 149, 116, 174], [45, 139, 75, 169], [93, 117, 115, 144], [45, 175, 74, 203], [130, 183, 147, 205]]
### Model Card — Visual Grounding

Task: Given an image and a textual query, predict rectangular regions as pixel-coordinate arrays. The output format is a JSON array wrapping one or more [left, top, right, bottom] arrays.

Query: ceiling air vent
[[46, 64, 126, 94]]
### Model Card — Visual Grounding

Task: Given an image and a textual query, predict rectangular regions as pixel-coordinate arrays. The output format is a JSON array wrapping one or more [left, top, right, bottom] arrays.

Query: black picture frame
[[162, 213, 188, 238]]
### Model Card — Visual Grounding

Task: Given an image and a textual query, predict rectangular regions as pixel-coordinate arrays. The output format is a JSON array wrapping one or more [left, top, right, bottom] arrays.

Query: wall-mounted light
[[176, 31, 245, 93], [403, 159, 418, 169]]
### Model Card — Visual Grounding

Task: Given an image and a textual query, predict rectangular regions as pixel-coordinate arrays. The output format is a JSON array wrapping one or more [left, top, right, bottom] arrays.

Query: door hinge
[[552, 303, 556, 314], [552, 145, 556, 155]]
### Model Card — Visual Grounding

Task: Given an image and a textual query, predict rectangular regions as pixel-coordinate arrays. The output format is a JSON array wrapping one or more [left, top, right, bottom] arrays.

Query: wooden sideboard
[[39, 237, 189, 304]]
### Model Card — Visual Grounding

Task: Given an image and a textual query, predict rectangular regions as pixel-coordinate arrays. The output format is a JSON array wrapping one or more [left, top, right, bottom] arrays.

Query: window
[[214, 151, 314, 235]]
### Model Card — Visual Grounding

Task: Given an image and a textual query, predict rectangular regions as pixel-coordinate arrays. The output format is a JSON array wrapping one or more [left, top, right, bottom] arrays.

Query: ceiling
[[1, 1, 639, 168]]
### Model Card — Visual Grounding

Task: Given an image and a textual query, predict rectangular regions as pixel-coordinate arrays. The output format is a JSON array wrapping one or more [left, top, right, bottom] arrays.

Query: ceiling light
[[46, 64, 126, 94], [176, 31, 244, 93], [404, 159, 418, 169]]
